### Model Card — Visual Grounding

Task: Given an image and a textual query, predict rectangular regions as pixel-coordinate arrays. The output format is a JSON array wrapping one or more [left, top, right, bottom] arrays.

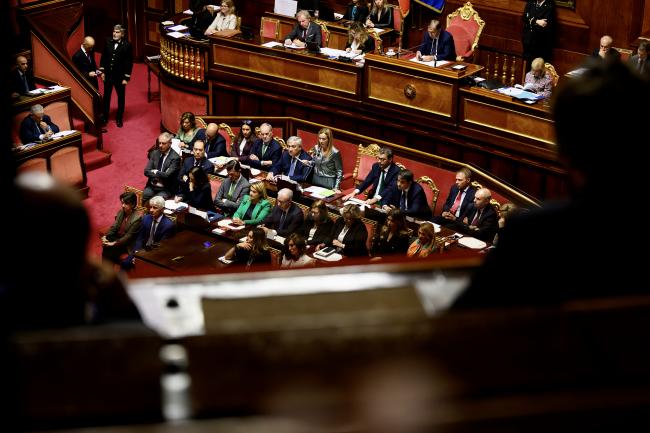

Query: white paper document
[[262, 41, 284, 48], [51, 130, 76, 139], [161, 20, 174, 26], [304, 185, 335, 198], [409, 58, 451, 67], [274, 0, 298, 16], [189, 206, 208, 221], [166, 31, 187, 39], [168, 24, 188, 31], [164, 200, 188, 211]]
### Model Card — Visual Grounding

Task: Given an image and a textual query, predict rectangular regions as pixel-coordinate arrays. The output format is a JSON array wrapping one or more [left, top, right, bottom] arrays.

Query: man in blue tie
[[266, 136, 312, 183], [416, 19, 456, 62]]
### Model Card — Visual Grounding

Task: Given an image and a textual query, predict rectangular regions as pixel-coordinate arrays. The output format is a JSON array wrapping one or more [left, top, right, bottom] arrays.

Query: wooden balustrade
[[159, 33, 207, 83]]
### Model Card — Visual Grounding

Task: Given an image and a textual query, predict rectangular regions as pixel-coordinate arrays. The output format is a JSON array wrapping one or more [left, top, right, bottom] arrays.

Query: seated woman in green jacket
[[232, 182, 271, 226]]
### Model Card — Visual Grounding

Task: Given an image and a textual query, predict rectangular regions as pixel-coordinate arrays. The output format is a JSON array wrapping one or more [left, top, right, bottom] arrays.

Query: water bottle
[[160, 344, 192, 421]]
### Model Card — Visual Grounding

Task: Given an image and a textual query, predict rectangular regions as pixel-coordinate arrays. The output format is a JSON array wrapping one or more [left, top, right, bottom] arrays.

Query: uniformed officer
[[99, 24, 133, 128]]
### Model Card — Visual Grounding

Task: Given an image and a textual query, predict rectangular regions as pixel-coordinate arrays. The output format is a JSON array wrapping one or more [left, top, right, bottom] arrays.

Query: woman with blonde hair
[[523, 57, 553, 99], [205, 0, 237, 35], [366, 0, 393, 29], [345, 22, 375, 54], [232, 182, 271, 226], [407, 222, 439, 258], [320, 204, 368, 257], [309, 127, 343, 193]]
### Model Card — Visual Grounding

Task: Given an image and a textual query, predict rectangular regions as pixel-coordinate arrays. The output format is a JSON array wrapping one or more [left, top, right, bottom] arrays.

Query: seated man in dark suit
[[72, 36, 101, 88], [433, 167, 476, 226], [629, 40, 650, 78], [284, 10, 322, 48], [194, 122, 227, 159], [19, 104, 60, 144], [266, 136, 312, 183], [11, 55, 36, 98], [262, 188, 305, 238], [247, 122, 282, 172], [215, 160, 250, 216], [591, 35, 620, 61], [451, 187, 498, 242], [177, 139, 214, 194], [382, 169, 432, 220], [416, 19, 456, 62], [143, 132, 181, 202], [343, 0, 369, 23], [342, 146, 399, 206], [125, 196, 176, 269]]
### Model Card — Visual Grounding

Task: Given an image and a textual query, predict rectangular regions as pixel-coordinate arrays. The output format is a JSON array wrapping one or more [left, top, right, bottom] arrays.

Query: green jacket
[[233, 195, 271, 225]]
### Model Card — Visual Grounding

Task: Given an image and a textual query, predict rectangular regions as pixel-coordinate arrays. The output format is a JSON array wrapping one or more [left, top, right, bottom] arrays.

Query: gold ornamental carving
[[404, 83, 416, 100]]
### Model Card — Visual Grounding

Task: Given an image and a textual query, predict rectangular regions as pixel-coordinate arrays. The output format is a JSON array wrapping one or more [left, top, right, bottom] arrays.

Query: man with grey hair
[[248, 122, 282, 172], [262, 188, 305, 238], [19, 104, 60, 144], [143, 132, 180, 202], [99, 24, 133, 127], [592, 35, 620, 61], [72, 36, 101, 88], [284, 10, 322, 48], [266, 135, 312, 182], [125, 195, 176, 269]]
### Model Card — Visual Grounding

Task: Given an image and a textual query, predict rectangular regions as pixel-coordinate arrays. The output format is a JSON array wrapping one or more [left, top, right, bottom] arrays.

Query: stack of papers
[[164, 200, 188, 211], [566, 67, 587, 77], [208, 156, 230, 165], [458, 236, 487, 250], [161, 21, 174, 26], [304, 185, 335, 198], [166, 31, 187, 39], [495, 87, 543, 101], [168, 24, 188, 32], [217, 219, 245, 230], [409, 58, 451, 67], [51, 130, 76, 139], [261, 41, 283, 48]]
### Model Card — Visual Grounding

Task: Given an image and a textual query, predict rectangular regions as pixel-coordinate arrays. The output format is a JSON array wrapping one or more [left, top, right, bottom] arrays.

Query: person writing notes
[[284, 10, 322, 48], [523, 57, 553, 99], [416, 19, 456, 63], [345, 22, 375, 55]]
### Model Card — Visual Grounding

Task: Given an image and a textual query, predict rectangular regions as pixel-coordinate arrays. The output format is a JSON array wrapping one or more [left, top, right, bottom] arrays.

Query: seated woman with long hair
[[224, 227, 271, 268], [281, 233, 316, 268], [101, 191, 143, 265], [309, 127, 343, 193], [320, 204, 368, 257], [371, 209, 410, 257], [304, 200, 334, 247], [205, 0, 237, 35], [365, 0, 393, 29], [345, 22, 375, 55], [176, 166, 215, 211], [232, 182, 272, 226], [176, 112, 200, 150], [230, 119, 256, 160], [407, 222, 439, 258]]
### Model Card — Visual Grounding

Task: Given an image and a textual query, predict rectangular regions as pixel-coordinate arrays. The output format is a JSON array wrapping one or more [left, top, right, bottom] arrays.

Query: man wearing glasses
[[261, 188, 305, 238], [342, 147, 399, 206]]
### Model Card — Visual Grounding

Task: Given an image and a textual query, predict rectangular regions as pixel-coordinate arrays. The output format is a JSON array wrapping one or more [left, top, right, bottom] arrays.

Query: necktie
[[227, 181, 235, 199], [302, 29, 306, 40], [449, 190, 463, 215], [639, 58, 644, 73], [22, 73, 29, 92], [262, 143, 268, 158], [279, 211, 287, 229], [431, 37, 439, 57], [288, 159, 297, 177], [471, 210, 481, 226], [157, 153, 165, 171], [146, 220, 158, 247], [377, 170, 386, 193], [400, 191, 407, 210]]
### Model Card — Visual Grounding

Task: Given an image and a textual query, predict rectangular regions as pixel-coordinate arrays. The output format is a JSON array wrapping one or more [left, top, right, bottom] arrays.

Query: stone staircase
[[72, 117, 111, 171]]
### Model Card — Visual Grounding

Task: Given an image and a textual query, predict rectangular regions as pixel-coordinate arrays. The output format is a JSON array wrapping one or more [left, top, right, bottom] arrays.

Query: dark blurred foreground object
[[457, 58, 650, 308]]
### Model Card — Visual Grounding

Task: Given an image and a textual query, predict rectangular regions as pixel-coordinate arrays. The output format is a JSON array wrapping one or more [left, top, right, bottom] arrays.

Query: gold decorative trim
[[446, 1, 486, 59], [353, 143, 382, 185], [416, 176, 440, 213]]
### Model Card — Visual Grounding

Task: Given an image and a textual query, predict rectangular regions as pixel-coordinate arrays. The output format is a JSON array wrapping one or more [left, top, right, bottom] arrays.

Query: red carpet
[[84, 62, 161, 259]]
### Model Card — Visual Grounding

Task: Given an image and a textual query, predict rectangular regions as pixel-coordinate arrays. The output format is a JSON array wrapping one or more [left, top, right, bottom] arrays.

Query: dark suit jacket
[[105, 209, 143, 254], [230, 137, 255, 159], [72, 47, 99, 88], [133, 214, 175, 252], [248, 138, 282, 172], [262, 203, 305, 237], [285, 21, 322, 47], [356, 162, 400, 202], [275, 150, 312, 183], [418, 29, 456, 61], [368, 7, 393, 29], [99, 37, 133, 82], [629, 54, 650, 77], [144, 149, 181, 196], [11, 68, 36, 95], [182, 183, 215, 211], [327, 219, 368, 257], [384, 182, 432, 220], [19, 114, 60, 144], [215, 175, 250, 214], [195, 128, 227, 159], [591, 47, 621, 61], [456, 203, 498, 242], [441, 185, 476, 217], [178, 156, 214, 184], [344, 4, 369, 22], [304, 217, 334, 246], [371, 230, 410, 256]]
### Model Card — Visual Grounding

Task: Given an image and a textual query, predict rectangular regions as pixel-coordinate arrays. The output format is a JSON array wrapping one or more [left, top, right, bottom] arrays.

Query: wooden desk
[[210, 36, 364, 102], [12, 86, 72, 114], [364, 54, 483, 125]]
